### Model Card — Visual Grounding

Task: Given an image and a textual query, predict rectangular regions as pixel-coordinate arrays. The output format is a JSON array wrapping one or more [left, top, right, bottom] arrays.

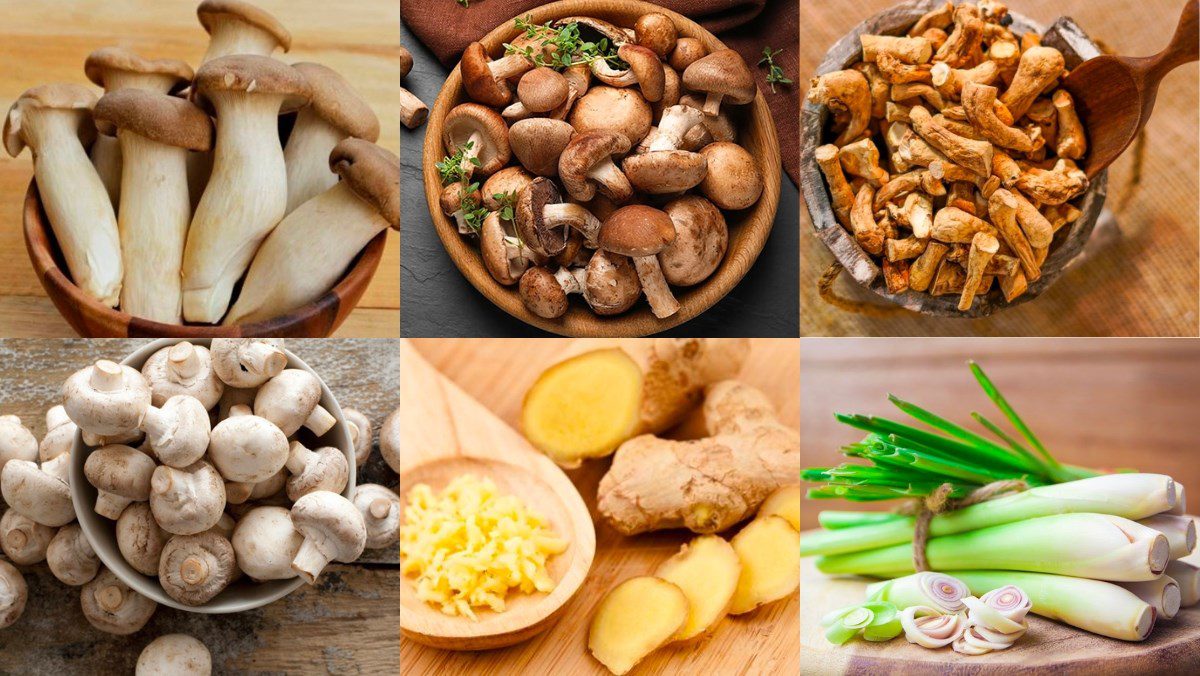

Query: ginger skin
[[597, 380, 800, 535]]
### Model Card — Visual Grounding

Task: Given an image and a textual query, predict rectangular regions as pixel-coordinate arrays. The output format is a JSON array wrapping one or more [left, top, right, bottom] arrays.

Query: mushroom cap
[[517, 67, 570, 113], [353, 483, 400, 549], [461, 42, 514, 107], [136, 634, 212, 676], [438, 181, 478, 216], [290, 491, 367, 573], [285, 443, 349, 502], [293, 62, 381, 141], [330, 138, 400, 230], [553, 16, 631, 46], [509, 118, 574, 177], [682, 49, 756, 105], [669, 37, 707, 72], [698, 142, 762, 210], [515, 177, 569, 258], [1, 459, 74, 527], [46, 523, 100, 587], [84, 47, 193, 92], [150, 461, 227, 536], [599, 205, 677, 257], [622, 150, 708, 194], [4, 84, 98, 157], [341, 408, 373, 467], [0, 559, 27, 629], [652, 65, 682, 119], [193, 55, 310, 112], [141, 343, 224, 410], [659, 195, 728, 286], [583, 250, 641, 315], [635, 13, 678, 59], [380, 406, 400, 474], [442, 103, 510, 177], [39, 412, 77, 463], [617, 44, 666, 102], [197, 0, 292, 52], [62, 361, 152, 437], [210, 339, 287, 389], [208, 412, 288, 483], [0, 509, 54, 565], [81, 568, 157, 635], [480, 213, 526, 286], [84, 444, 158, 501], [94, 90, 214, 152], [0, 415, 38, 472], [253, 369, 324, 437], [159, 532, 236, 606], [232, 506, 303, 581], [482, 166, 535, 210], [559, 131, 633, 202], [117, 502, 170, 576], [569, 86, 652, 146], [519, 267, 570, 319]]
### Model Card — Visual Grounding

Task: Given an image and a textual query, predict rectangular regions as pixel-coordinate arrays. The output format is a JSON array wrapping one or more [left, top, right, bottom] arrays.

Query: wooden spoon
[[397, 339, 596, 650], [1063, 0, 1198, 178]]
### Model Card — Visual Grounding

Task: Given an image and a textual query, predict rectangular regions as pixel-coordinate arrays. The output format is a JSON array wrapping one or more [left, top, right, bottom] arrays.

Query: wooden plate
[[422, 0, 782, 336]]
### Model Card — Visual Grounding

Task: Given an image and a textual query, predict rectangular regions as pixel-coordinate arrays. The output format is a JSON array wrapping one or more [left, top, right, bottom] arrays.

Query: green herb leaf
[[758, 46, 793, 93]]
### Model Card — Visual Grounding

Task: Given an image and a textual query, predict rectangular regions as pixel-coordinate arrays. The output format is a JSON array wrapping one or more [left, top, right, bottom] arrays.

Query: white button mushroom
[[252, 369, 336, 437], [82, 428, 145, 449], [1, 456, 74, 527], [150, 461, 227, 536], [231, 505, 303, 580], [0, 415, 38, 474], [208, 404, 288, 484], [38, 406, 77, 462], [0, 509, 55, 565], [353, 484, 399, 550], [196, 0, 292, 64], [116, 502, 169, 576], [46, 523, 100, 587], [158, 532, 236, 606], [342, 408, 373, 467], [84, 444, 158, 520], [0, 559, 27, 629], [141, 342, 225, 410], [140, 395, 211, 469], [136, 634, 212, 676], [209, 339, 287, 389], [284, 441, 349, 501], [81, 568, 157, 635], [380, 406, 400, 474], [289, 491, 366, 584], [62, 360, 152, 437]]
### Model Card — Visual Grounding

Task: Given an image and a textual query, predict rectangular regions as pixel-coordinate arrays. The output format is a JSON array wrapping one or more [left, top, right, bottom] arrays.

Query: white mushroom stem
[[285, 442, 320, 476], [283, 109, 345, 214], [458, 131, 484, 178], [399, 87, 428, 129], [21, 108, 122, 306], [649, 106, 705, 152], [543, 203, 601, 245], [201, 20, 283, 64], [223, 180, 392, 325], [292, 537, 336, 585], [183, 92, 290, 323], [632, 256, 679, 318], [168, 342, 202, 381], [489, 54, 534, 82], [701, 92, 726, 116], [588, 157, 628, 196], [90, 135, 122, 208], [554, 266, 587, 295], [117, 130, 190, 323], [591, 60, 637, 87]]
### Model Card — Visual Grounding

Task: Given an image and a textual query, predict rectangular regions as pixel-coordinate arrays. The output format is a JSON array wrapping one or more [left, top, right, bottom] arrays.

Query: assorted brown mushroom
[[437, 13, 766, 320], [3, 0, 394, 327], [807, 1, 1088, 311]]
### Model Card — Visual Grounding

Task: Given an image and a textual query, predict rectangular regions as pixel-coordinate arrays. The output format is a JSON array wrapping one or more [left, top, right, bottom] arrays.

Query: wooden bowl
[[23, 182, 387, 337], [422, 0, 782, 336], [799, 0, 1109, 318]]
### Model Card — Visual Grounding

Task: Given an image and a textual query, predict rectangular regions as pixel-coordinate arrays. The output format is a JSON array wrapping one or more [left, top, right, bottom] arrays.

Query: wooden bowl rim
[[22, 181, 388, 337], [422, 0, 783, 336]]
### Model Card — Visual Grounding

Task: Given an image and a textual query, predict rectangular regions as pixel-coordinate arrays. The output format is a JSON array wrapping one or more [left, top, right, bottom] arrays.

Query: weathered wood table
[[0, 339, 399, 673]]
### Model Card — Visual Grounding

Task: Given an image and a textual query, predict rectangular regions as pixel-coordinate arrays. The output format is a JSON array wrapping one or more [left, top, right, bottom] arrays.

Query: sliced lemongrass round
[[900, 606, 966, 648]]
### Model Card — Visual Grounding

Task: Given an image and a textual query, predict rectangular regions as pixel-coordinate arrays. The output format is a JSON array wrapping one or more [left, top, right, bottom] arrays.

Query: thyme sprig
[[504, 17, 623, 71], [758, 47, 793, 93], [436, 141, 480, 186]]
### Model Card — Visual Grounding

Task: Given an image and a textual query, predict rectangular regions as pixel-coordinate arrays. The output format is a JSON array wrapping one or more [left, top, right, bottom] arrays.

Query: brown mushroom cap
[[698, 141, 763, 210], [669, 37, 707, 71], [83, 47, 193, 92], [559, 131, 634, 203], [293, 62, 381, 142], [197, 0, 292, 52], [599, 205, 677, 257], [515, 178, 569, 257], [635, 13, 678, 59], [659, 195, 728, 286], [652, 65, 682, 119], [622, 150, 708, 194], [330, 138, 400, 230], [569, 86, 652, 146], [439, 181, 479, 217], [517, 68, 570, 113], [519, 267, 570, 319], [509, 118, 574, 177], [584, 250, 641, 315], [682, 49, 756, 112], [480, 212, 527, 286], [461, 42, 514, 107], [193, 55, 311, 112], [442, 103, 511, 177], [94, 90, 213, 152], [4, 84, 98, 157], [617, 44, 665, 102], [483, 166, 535, 211]]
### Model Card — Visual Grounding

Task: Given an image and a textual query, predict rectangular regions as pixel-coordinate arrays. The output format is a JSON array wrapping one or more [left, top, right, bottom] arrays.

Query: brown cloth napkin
[[402, 0, 798, 184]]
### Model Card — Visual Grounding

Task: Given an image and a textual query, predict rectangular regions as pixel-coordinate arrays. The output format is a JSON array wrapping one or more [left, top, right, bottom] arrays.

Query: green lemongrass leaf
[[835, 414, 1036, 475], [870, 444, 1026, 485], [969, 361, 1065, 473], [970, 410, 1051, 475], [888, 395, 1041, 472], [819, 511, 907, 530]]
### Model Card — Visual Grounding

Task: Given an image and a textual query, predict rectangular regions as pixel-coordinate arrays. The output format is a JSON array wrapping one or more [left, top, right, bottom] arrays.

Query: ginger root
[[654, 535, 741, 640], [597, 380, 799, 535], [588, 576, 689, 675], [521, 339, 750, 467], [758, 484, 801, 531], [729, 515, 801, 614]]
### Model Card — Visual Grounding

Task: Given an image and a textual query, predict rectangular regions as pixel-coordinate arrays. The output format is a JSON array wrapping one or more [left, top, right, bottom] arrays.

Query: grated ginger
[[400, 474, 568, 620]]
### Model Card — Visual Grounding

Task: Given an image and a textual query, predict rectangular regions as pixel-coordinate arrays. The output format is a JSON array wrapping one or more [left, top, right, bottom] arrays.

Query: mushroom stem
[[180, 556, 209, 586], [168, 342, 201, 381], [588, 158, 629, 198], [202, 23, 283, 64], [305, 406, 337, 437], [90, 134, 122, 208], [632, 256, 680, 318], [591, 60, 637, 87], [701, 92, 724, 116], [240, 342, 288, 378], [90, 360, 125, 392], [399, 87, 428, 129], [369, 499, 393, 520], [96, 491, 134, 520], [283, 109, 344, 214], [291, 537, 332, 584], [543, 203, 601, 245], [460, 131, 484, 178], [490, 54, 534, 81], [286, 441, 318, 476]]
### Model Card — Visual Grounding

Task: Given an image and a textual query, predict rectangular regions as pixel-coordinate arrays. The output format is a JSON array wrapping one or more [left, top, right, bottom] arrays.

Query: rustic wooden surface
[[799, 0, 1200, 336], [0, 339, 399, 674], [401, 339, 800, 675], [800, 558, 1200, 675], [0, 0, 400, 338]]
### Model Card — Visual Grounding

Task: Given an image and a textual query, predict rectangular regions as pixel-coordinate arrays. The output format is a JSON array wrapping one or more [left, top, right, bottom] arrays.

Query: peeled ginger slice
[[730, 515, 801, 614], [758, 484, 801, 530], [655, 534, 742, 640], [588, 576, 689, 675]]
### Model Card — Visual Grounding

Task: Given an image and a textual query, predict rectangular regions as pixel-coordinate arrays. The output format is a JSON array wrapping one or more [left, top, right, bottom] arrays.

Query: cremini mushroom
[[645, 104, 705, 153], [515, 67, 570, 115], [224, 139, 399, 325], [1, 457, 74, 527], [46, 524, 100, 587], [39, 406, 77, 462], [682, 49, 755, 117], [81, 568, 157, 635], [290, 490, 367, 584], [231, 506, 302, 581], [183, 55, 311, 323], [668, 37, 706, 71], [380, 406, 400, 474], [196, 0, 291, 64], [0, 560, 26, 629], [592, 44, 665, 102], [209, 339, 287, 388], [140, 395, 211, 469], [519, 266, 585, 319], [149, 461, 226, 536], [399, 45, 428, 130], [515, 177, 602, 255], [141, 342, 224, 410], [284, 62, 381, 214], [252, 369, 336, 437], [0, 509, 54, 565], [483, 166, 535, 210], [353, 484, 400, 549], [581, 250, 641, 315], [117, 502, 169, 576], [509, 118, 574, 177], [62, 360, 151, 437], [635, 13, 678, 60], [622, 149, 707, 194], [136, 634, 212, 676], [342, 408, 373, 467], [698, 141, 764, 210], [461, 41, 535, 107], [4, 84, 121, 306], [480, 212, 532, 286], [84, 444, 158, 519], [559, 132, 634, 203], [0, 415, 37, 473], [598, 205, 679, 318], [442, 103, 510, 178], [658, 195, 728, 286], [207, 404, 288, 484], [570, 86, 653, 146], [285, 441, 348, 501], [439, 181, 479, 235], [159, 532, 236, 606]]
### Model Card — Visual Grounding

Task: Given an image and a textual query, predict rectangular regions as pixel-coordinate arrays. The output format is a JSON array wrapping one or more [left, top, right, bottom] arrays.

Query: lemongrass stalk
[[1138, 514, 1197, 560], [946, 570, 1156, 641], [815, 513, 1170, 581], [1168, 484, 1187, 515], [1184, 516, 1200, 565], [1166, 560, 1199, 607], [802, 474, 1177, 557], [819, 511, 906, 530], [1119, 576, 1181, 621], [865, 572, 968, 613]]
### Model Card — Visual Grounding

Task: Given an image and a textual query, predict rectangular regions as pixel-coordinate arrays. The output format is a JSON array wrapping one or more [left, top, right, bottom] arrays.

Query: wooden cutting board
[[401, 339, 800, 676], [801, 557, 1200, 674]]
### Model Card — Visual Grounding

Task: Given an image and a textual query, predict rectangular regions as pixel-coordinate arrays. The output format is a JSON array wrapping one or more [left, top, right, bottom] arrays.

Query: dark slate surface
[[399, 20, 800, 337]]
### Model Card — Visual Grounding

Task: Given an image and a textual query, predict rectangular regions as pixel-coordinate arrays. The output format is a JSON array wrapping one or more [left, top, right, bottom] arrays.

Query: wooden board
[[401, 339, 800, 676], [0, 0, 400, 338], [0, 338, 399, 672], [800, 558, 1200, 674]]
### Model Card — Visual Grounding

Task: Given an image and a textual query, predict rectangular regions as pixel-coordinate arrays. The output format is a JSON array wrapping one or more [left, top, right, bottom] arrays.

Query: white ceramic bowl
[[69, 338, 356, 613]]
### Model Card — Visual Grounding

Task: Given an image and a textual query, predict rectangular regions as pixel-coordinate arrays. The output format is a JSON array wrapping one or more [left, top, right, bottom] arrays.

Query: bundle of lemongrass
[[804, 363, 1198, 643]]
